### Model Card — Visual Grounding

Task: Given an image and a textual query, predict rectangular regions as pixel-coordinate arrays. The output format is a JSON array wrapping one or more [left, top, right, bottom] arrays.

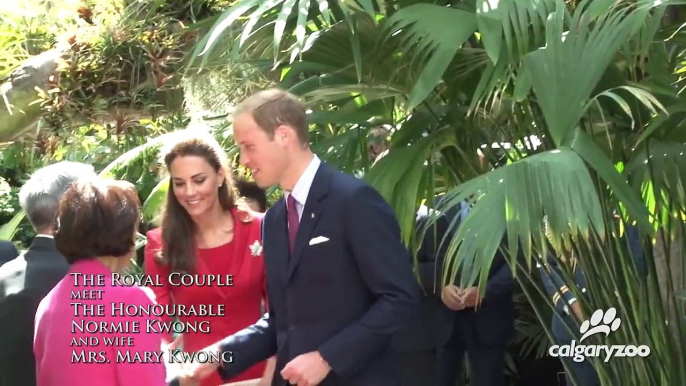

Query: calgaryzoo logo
[[549, 307, 651, 362]]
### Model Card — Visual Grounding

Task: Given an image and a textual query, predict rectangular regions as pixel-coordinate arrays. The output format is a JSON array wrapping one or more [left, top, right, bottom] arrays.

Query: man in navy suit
[[189, 89, 420, 385]]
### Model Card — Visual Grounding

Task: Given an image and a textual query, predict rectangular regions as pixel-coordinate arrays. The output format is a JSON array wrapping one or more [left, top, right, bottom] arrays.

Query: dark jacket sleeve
[[482, 257, 515, 304], [318, 185, 420, 378], [0, 241, 19, 266], [537, 251, 576, 314], [216, 313, 277, 380], [415, 212, 451, 295]]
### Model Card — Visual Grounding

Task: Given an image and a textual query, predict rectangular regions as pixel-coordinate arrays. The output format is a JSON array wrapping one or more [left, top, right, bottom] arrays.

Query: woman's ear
[[217, 170, 226, 188]]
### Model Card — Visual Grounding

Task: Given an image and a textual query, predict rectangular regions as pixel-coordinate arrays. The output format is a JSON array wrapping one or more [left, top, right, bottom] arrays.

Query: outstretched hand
[[183, 343, 221, 380]]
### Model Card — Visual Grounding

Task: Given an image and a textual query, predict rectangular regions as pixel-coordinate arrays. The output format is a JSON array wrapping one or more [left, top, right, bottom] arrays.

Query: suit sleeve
[[482, 248, 516, 304], [416, 214, 450, 295], [318, 185, 420, 378], [216, 214, 277, 380], [537, 252, 576, 314], [143, 231, 175, 342]]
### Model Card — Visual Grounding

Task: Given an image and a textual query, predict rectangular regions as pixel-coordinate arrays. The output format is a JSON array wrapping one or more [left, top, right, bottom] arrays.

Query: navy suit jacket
[[0, 237, 69, 386], [217, 161, 420, 385]]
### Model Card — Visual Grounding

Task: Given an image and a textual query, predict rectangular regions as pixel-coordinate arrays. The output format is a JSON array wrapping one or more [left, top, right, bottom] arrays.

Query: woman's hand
[[162, 334, 184, 377], [257, 356, 276, 386]]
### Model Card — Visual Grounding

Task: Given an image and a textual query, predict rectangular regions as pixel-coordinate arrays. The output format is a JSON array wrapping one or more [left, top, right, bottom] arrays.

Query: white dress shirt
[[284, 155, 321, 221]]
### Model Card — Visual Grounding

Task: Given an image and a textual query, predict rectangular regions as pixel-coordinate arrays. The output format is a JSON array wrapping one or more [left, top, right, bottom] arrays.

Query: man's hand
[[184, 343, 221, 380], [280, 351, 330, 386], [460, 286, 480, 308], [441, 285, 465, 311]]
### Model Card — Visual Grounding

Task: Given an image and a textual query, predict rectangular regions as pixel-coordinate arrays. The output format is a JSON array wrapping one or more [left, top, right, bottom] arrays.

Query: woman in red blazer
[[144, 131, 273, 386]]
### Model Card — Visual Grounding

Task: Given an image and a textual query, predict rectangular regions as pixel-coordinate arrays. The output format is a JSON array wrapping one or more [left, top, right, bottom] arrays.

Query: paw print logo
[[579, 307, 621, 342]]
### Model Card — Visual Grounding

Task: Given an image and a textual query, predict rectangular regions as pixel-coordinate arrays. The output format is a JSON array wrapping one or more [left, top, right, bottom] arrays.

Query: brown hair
[[159, 131, 242, 273], [54, 179, 140, 264], [234, 88, 309, 146]]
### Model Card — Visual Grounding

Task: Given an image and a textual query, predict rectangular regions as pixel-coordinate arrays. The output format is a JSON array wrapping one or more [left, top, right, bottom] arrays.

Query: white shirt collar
[[285, 154, 321, 207], [35, 234, 54, 239]]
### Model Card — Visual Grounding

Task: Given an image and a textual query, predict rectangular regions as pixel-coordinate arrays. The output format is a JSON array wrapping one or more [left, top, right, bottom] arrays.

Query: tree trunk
[[0, 49, 62, 143]]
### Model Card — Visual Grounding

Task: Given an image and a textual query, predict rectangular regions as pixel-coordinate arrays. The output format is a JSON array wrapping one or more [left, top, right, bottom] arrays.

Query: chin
[[183, 204, 211, 218]]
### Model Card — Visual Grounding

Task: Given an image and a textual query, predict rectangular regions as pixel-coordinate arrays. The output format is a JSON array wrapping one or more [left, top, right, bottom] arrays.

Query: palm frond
[[383, 4, 477, 108], [523, 0, 657, 146], [430, 148, 605, 290]]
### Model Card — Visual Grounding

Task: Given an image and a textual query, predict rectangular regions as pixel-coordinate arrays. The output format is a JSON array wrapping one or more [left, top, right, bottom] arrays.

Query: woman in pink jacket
[[33, 178, 195, 386]]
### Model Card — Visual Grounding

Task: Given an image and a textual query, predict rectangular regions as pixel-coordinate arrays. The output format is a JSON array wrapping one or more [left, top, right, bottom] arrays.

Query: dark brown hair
[[234, 88, 309, 146], [235, 177, 267, 212], [54, 179, 140, 264], [159, 132, 242, 273]]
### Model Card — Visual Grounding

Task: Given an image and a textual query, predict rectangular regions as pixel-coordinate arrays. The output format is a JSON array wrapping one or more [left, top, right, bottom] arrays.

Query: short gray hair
[[19, 161, 97, 231]]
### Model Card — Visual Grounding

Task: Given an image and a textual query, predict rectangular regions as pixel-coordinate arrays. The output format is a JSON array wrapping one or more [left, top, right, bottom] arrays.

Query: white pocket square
[[309, 236, 329, 245]]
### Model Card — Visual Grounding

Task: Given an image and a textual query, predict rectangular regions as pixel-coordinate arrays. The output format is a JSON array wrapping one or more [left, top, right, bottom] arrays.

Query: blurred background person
[[235, 176, 267, 213], [391, 204, 455, 386], [435, 199, 516, 386], [144, 131, 272, 386], [0, 240, 19, 266], [0, 161, 95, 386], [33, 178, 196, 386]]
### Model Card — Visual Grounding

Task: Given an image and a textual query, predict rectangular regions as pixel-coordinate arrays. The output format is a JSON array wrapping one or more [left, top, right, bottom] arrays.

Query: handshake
[[440, 285, 481, 311]]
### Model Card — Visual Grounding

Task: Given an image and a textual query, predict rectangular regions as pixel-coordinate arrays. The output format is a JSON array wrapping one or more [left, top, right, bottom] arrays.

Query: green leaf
[[635, 103, 686, 145], [523, 1, 657, 146], [274, 0, 298, 58], [512, 65, 531, 102], [364, 137, 435, 246], [0, 210, 25, 240], [476, 0, 504, 63], [570, 129, 652, 234], [429, 148, 606, 290], [384, 4, 477, 109], [191, 0, 262, 68], [142, 177, 169, 224]]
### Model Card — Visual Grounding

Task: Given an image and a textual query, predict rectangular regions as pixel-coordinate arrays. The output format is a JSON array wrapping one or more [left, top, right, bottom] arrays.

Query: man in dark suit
[[188, 89, 420, 386], [391, 205, 455, 386], [0, 161, 96, 386], [0, 241, 19, 266]]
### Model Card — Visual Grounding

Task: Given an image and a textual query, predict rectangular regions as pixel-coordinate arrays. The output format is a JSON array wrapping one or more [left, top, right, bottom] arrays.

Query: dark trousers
[[396, 349, 438, 386], [437, 325, 507, 386]]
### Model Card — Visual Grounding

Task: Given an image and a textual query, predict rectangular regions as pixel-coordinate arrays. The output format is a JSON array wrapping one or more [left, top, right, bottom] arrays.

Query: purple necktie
[[287, 194, 299, 254]]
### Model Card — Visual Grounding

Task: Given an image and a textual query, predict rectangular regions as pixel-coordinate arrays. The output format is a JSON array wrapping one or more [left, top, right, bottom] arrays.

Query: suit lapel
[[267, 198, 291, 285], [285, 163, 332, 284]]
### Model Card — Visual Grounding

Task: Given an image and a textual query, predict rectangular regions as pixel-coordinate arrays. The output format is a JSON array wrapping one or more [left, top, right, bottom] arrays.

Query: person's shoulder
[[107, 282, 156, 305], [0, 253, 26, 280], [234, 206, 263, 226], [0, 240, 18, 253], [324, 163, 373, 199], [146, 227, 162, 240]]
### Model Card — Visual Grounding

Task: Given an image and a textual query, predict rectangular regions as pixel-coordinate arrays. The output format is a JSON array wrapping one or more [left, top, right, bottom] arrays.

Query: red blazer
[[144, 207, 267, 384]]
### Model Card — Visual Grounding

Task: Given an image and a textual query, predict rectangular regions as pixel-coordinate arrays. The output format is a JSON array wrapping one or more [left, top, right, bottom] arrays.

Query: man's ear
[[274, 125, 293, 144]]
